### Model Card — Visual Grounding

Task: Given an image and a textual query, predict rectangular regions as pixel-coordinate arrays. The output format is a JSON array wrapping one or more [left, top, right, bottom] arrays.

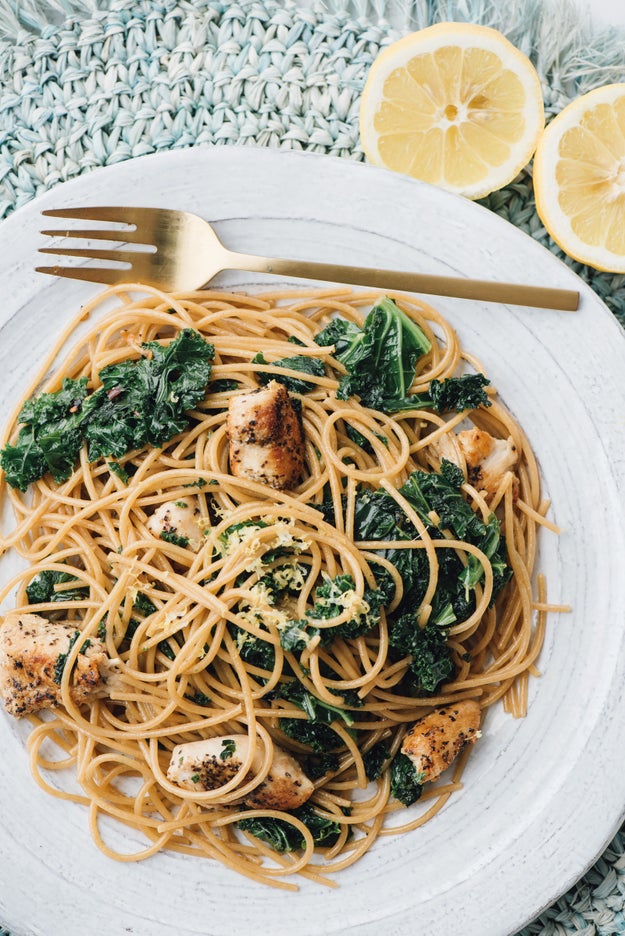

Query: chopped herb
[[53, 630, 81, 685], [183, 478, 208, 489], [173, 500, 189, 509], [428, 374, 491, 412], [220, 739, 236, 760], [190, 773, 200, 784], [160, 530, 190, 548]]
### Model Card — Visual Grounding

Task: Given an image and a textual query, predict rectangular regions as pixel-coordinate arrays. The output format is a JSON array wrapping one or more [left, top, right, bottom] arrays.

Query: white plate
[[1, 147, 625, 936]]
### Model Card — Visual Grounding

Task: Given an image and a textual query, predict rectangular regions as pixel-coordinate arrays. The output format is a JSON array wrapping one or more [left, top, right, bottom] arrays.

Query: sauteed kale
[[0, 329, 214, 491]]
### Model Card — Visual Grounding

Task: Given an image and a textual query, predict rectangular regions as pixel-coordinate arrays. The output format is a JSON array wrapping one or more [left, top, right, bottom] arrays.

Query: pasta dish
[[0, 285, 562, 888]]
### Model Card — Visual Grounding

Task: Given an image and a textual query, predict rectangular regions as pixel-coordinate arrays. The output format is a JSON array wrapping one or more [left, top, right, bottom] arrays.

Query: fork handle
[[226, 251, 579, 311]]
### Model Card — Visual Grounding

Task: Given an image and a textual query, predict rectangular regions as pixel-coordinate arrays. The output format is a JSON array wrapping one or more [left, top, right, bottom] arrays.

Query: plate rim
[[1, 145, 625, 936]]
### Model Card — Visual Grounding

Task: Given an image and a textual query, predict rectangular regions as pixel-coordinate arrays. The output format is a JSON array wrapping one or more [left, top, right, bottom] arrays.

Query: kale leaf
[[252, 352, 325, 394], [0, 330, 214, 491], [315, 317, 361, 356], [388, 615, 454, 693], [304, 753, 340, 780], [279, 718, 341, 753], [207, 379, 239, 393], [314, 298, 489, 416], [351, 486, 429, 613], [428, 374, 491, 412], [382, 372, 491, 414], [230, 626, 276, 671], [0, 378, 89, 490], [26, 568, 87, 605], [279, 680, 361, 726], [278, 680, 361, 753], [362, 741, 391, 782], [133, 592, 157, 616], [53, 630, 83, 685], [278, 619, 318, 653], [344, 423, 387, 455], [398, 460, 511, 598], [238, 815, 302, 853], [185, 690, 211, 707], [84, 329, 214, 459], [390, 753, 425, 806], [316, 297, 431, 411], [238, 803, 343, 853], [307, 573, 384, 641]]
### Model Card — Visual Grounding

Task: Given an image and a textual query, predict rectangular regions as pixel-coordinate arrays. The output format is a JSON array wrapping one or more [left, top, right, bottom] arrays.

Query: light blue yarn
[[0, 2, 624, 935], [0, 0, 623, 325]]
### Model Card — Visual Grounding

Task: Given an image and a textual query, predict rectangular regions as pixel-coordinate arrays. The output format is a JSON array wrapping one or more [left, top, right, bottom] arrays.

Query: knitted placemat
[[0, 1, 624, 933]]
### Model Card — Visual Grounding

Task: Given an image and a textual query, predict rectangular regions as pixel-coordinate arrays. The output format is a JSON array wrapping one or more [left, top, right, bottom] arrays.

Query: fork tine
[[41, 206, 149, 224], [38, 246, 143, 263], [40, 227, 148, 244], [35, 265, 135, 285]]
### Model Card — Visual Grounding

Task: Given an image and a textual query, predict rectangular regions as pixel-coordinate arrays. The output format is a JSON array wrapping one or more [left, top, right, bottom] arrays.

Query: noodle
[[0, 285, 562, 884]]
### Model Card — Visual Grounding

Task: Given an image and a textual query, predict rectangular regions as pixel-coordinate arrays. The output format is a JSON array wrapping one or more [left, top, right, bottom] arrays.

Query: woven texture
[[0, 1, 624, 933]]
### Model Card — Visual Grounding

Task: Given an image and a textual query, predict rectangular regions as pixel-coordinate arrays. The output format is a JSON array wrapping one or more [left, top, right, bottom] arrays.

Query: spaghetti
[[0, 285, 561, 887]]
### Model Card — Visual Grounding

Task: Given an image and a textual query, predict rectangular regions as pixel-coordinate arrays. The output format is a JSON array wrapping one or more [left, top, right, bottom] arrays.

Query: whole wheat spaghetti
[[0, 285, 563, 888]]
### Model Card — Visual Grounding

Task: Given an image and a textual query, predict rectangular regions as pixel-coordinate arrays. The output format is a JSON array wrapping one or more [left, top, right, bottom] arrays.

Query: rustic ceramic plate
[[1, 147, 625, 936]]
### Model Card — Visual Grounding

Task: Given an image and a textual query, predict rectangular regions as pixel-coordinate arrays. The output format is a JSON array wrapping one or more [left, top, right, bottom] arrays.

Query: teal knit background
[[0, 1, 624, 933]]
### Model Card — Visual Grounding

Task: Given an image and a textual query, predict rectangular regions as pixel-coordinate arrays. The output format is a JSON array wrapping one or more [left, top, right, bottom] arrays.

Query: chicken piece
[[0, 613, 116, 718], [147, 497, 203, 550], [401, 700, 481, 783], [456, 428, 518, 498], [167, 733, 314, 809], [227, 380, 305, 490]]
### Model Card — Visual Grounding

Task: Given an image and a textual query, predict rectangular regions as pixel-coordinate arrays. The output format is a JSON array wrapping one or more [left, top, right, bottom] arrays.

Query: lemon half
[[360, 22, 544, 199], [533, 83, 625, 273]]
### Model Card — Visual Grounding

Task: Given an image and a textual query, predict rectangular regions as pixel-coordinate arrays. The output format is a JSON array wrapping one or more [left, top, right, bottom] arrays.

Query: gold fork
[[37, 206, 579, 310]]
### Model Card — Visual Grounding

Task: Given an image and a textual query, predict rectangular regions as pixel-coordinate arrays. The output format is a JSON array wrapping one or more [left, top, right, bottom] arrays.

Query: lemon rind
[[359, 22, 544, 200], [533, 82, 625, 274]]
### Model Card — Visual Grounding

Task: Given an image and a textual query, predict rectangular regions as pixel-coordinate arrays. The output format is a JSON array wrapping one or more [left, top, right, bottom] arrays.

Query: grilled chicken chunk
[[227, 380, 305, 490], [401, 700, 481, 784], [457, 428, 518, 497], [147, 497, 203, 550], [0, 613, 117, 718], [167, 733, 314, 809], [431, 427, 517, 498]]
